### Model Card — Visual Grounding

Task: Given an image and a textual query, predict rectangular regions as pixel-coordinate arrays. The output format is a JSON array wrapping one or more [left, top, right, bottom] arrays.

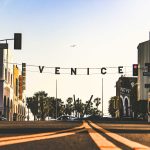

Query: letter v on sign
[[39, 66, 45, 73]]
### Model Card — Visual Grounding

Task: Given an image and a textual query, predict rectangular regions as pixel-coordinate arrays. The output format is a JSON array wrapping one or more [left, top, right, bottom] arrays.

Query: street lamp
[[56, 79, 58, 119]]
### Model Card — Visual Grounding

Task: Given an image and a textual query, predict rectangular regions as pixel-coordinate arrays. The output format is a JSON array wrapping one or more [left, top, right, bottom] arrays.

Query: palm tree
[[34, 91, 48, 121], [26, 97, 38, 121], [27, 91, 49, 121], [94, 97, 101, 110], [64, 97, 72, 115], [108, 96, 117, 117]]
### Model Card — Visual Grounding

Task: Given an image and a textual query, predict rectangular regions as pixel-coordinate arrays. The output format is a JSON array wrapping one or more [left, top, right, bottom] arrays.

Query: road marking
[[83, 121, 121, 150], [0, 124, 84, 142], [0, 128, 85, 147], [0, 124, 85, 146], [89, 121, 150, 150]]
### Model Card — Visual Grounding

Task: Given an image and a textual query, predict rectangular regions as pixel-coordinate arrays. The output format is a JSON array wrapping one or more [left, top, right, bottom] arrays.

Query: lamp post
[[148, 91, 150, 122], [102, 78, 103, 117], [56, 79, 57, 119]]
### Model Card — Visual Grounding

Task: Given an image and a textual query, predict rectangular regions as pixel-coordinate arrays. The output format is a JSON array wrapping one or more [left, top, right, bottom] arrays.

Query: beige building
[[0, 45, 26, 121], [0, 48, 14, 121], [138, 40, 150, 101]]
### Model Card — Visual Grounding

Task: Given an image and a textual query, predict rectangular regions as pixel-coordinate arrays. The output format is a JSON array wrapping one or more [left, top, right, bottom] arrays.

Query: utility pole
[[102, 78, 104, 117], [148, 32, 150, 123], [56, 79, 57, 119]]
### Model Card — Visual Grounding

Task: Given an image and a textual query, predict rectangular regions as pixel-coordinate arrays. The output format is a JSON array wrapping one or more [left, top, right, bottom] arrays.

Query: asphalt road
[[0, 120, 150, 150]]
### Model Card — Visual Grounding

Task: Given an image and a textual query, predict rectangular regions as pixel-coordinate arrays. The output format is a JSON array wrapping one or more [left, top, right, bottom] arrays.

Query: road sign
[[143, 72, 150, 76], [145, 84, 150, 88]]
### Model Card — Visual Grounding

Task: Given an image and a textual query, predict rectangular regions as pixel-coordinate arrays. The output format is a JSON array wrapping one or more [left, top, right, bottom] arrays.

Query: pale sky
[[0, 0, 150, 115]]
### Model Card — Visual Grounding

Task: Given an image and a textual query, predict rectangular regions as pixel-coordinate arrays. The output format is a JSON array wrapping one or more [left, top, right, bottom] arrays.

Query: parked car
[[0, 116, 7, 121], [57, 115, 77, 121]]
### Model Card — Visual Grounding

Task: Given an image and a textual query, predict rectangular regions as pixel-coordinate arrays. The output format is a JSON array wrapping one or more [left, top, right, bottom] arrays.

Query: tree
[[26, 97, 38, 121], [46, 97, 64, 119], [56, 98, 64, 117], [94, 97, 101, 109], [26, 91, 49, 121], [65, 97, 73, 115], [84, 100, 94, 116], [75, 99, 84, 117], [34, 91, 48, 120], [47, 97, 56, 118], [108, 96, 117, 117]]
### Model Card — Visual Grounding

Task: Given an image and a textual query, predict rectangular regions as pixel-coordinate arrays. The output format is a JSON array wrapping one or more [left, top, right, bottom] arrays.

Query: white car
[[0, 116, 7, 121], [57, 115, 77, 121]]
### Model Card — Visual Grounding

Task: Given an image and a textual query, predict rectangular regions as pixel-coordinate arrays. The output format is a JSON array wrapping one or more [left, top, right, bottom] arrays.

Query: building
[[138, 40, 150, 101], [116, 76, 137, 118], [137, 40, 150, 117], [13, 65, 26, 121], [0, 47, 26, 121], [0, 48, 14, 121]]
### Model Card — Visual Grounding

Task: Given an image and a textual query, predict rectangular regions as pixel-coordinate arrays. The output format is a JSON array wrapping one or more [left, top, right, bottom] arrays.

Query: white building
[[138, 40, 150, 101]]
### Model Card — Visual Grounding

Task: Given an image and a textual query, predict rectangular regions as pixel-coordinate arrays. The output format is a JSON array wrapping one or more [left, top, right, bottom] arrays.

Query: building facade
[[0, 48, 14, 120], [0, 47, 26, 121], [13, 65, 26, 121], [138, 40, 150, 101], [137, 40, 150, 118], [116, 76, 137, 118]]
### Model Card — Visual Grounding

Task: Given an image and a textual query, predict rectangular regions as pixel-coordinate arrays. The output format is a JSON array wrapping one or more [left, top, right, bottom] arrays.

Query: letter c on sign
[[101, 67, 107, 75]]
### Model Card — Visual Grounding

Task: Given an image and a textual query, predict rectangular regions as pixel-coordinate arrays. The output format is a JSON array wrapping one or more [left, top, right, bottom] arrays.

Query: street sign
[[145, 84, 150, 88], [143, 72, 150, 76]]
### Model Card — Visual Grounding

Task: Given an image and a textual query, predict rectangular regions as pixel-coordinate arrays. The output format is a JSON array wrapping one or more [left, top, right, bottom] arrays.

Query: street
[[0, 120, 150, 150]]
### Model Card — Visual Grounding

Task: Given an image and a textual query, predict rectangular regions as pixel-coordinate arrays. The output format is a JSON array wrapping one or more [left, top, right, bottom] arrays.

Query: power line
[[3, 61, 134, 69], [2, 61, 136, 75]]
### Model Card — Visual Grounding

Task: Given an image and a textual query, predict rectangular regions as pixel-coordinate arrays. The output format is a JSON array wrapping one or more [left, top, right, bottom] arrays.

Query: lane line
[[89, 121, 150, 150], [0, 128, 85, 147], [0, 124, 84, 142], [83, 121, 121, 150]]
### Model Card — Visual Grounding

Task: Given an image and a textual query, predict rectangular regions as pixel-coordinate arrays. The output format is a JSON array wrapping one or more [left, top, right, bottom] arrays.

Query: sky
[[0, 0, 150, 115]]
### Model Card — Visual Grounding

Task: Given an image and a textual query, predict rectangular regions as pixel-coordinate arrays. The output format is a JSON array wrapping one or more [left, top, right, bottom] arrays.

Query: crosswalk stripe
[[89, 121, 150, 150]]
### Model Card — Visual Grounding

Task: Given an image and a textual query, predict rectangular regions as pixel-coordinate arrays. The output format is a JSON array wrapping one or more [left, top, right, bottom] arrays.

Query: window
[[11, 74, 13, 86], [5, 68, 7, 81], [16, 79, 18, 96], [8, 71, 10, 84]]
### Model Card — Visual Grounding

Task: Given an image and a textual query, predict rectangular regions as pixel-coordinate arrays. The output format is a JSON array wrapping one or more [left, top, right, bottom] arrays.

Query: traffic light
[[14, 33, 22, 49], [133, 64, 138, 76]]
